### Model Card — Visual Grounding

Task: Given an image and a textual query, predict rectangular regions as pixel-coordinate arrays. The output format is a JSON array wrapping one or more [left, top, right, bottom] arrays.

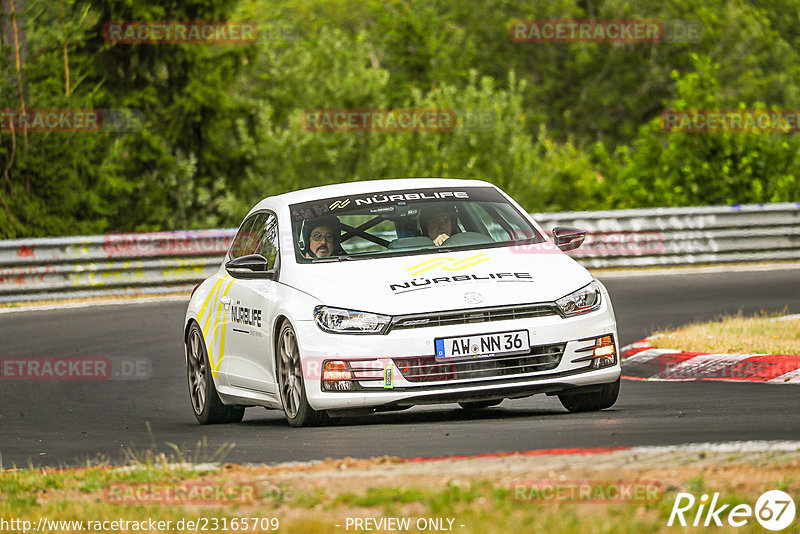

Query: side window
[[230, 216, 255, 258], [230, 213, 269, 259], [254, 213, 279, 270]]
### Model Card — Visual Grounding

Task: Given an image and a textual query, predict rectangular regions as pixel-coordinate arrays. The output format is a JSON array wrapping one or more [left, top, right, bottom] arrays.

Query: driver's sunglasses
[[310, 232, 336, 242]]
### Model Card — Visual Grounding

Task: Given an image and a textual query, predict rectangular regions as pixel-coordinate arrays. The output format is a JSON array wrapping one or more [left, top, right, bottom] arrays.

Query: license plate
[[434, 330, 530, 360]]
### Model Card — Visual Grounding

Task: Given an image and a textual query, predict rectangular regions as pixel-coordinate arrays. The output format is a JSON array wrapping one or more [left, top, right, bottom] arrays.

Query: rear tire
[[558, 378, 620, 413], [277, 321, 327, 427], [459, 400, 502, 410], [186, 322, 245, 424]]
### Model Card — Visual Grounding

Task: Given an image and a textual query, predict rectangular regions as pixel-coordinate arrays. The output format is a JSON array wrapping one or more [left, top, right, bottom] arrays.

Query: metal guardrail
[[533, 202, 800, 268], [0, 230, 235, 302], [1, 202, 798, 302]]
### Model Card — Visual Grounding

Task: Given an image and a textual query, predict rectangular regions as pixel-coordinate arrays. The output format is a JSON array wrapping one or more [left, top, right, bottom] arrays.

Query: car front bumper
[[293, 303, 620, 411]]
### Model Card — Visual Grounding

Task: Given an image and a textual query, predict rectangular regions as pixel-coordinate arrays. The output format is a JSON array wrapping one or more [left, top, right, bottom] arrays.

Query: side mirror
[[552, 226, 587, 252], [225, 254, 273, 278]]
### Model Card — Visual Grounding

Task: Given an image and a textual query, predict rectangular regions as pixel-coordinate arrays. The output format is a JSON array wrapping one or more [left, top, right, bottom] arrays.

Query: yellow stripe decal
[[408, 258, 453, 277], [212, 278, 235, 377], [201, 280, 223, 341], [407, 257, 454, 271], [441, 257, 490, 271], [197, 278, 224, 326], [204, 277, 227, 364], [407, 254, 491, 276], [208, 279, 230, 373], [451, 254, 488, 266]]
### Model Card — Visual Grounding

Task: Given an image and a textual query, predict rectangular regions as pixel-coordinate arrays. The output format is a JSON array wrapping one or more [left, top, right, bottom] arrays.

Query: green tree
[[606, 54, 800, 207]]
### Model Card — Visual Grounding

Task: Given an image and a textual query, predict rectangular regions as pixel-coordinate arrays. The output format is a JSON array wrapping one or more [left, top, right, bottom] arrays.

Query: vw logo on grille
[[463, 292, 483, 304]]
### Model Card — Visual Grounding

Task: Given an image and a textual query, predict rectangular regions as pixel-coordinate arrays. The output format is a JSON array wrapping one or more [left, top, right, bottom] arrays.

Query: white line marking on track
[[594, 262, 800, 278], [0, 295, 189, 315]]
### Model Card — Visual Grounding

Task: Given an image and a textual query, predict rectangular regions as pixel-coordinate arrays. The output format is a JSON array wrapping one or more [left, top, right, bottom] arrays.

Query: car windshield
[[290, 186, 544, 262]]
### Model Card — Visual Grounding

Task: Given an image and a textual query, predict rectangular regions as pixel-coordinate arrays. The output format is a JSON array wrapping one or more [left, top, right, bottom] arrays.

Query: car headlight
[[556, 280, 602, 317], [314, 306, 391, 334]]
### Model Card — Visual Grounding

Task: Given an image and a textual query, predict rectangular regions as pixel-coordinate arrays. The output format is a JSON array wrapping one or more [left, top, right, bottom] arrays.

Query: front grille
[[388, 304, 559, 332], [392, 343, 565, 383]]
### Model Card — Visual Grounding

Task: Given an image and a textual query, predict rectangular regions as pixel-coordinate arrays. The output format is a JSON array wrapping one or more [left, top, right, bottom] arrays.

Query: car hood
[[282, 245, 594, 316]]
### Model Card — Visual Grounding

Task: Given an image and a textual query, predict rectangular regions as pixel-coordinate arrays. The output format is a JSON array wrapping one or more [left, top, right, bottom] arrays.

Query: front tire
[[277, 321, 327, 427], [186, 322, 245, 424], [558, 378, 620, 413]]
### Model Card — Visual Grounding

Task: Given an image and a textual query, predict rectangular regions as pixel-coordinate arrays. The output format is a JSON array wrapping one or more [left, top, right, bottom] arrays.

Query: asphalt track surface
[[1, 268, 799, 468]]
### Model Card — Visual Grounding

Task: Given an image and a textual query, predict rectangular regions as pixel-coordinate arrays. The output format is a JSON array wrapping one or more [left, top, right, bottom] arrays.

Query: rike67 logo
[[669, 490, 796, 530]]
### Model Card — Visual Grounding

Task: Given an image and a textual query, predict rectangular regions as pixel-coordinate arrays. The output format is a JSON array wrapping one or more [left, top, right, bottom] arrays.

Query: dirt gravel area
[[215, 442, 800, 497]]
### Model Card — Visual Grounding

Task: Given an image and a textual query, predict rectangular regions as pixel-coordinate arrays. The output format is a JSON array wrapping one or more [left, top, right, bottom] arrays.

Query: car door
[[224, 211, 280, 396]]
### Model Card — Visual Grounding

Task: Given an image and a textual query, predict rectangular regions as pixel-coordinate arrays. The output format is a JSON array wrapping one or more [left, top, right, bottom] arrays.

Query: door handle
[[220, 296, 232, 306]]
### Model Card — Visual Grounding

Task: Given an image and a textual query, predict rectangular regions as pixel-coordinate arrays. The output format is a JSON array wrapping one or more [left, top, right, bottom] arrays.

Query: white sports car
[[184, 178, 620, 426]]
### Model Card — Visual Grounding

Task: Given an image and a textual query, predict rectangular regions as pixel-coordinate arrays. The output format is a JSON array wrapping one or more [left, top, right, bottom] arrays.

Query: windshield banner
[[290, 187, 505, 221]]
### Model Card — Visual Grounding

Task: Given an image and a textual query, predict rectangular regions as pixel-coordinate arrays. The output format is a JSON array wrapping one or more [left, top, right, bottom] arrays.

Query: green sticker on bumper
[[384, 366, 393, 389]]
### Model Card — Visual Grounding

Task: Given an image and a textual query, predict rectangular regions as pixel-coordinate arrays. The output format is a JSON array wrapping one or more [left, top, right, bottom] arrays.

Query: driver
[[420, 205, 457, 246], [302, 215, 342, 258]]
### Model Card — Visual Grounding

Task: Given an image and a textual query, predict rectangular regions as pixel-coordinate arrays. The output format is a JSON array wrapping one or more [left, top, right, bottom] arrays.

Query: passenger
[[420, 206, 457, 246]]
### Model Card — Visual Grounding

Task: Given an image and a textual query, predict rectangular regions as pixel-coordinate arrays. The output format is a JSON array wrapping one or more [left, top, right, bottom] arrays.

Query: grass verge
[[3, 447, 799, 533], [649, 312, 800, 354]]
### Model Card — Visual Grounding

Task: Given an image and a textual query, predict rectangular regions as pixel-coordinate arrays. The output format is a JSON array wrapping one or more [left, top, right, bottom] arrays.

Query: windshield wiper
[[311, 255, 355, 263]]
